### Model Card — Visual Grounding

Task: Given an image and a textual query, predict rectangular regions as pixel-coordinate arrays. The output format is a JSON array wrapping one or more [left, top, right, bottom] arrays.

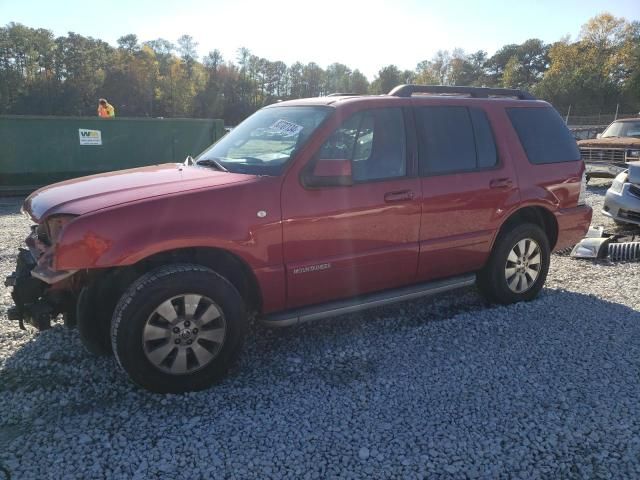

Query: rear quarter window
[[507, 107, 580, 164]]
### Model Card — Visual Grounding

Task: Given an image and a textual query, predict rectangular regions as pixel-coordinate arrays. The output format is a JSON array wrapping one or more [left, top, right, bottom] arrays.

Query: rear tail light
[[578, 172, 587, 206]]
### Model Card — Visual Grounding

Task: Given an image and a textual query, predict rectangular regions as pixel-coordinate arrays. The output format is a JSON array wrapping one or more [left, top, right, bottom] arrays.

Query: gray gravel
[[1, 181, 640, 479]]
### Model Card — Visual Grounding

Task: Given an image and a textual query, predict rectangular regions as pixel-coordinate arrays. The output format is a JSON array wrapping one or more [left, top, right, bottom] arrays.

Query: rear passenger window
[[507, 107, 580, 164], [416, 106, 497, 175]]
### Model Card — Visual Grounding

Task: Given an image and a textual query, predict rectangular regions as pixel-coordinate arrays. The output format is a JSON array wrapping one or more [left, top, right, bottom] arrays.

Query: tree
[[415, 59, 440, 85], [301, 62, 325, 97], [350, 69, 369, 94], [203, 49, 223, 75], [117, 34, 139, 53], [1, 14, 638, 122], [371, 65, 402, 94], [535, 13, 638, 114], [486, 39, 548, 88], [325, 62, 351, 93], [177, 34, 198, 78], [288, 61, 304, 98]]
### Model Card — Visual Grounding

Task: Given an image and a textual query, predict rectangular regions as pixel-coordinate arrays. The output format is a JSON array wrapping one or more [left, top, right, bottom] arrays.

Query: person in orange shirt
[[97, 98, 115, 118]]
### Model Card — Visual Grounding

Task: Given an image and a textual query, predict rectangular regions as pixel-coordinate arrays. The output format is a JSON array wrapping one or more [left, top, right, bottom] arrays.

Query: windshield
[[197, 106, 332, 175], [602, 121, 640, 138]]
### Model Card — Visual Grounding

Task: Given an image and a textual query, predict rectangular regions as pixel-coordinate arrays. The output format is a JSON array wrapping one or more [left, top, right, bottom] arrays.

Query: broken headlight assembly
[[45, 214, 78, 243], [609, 172, 628, 195]]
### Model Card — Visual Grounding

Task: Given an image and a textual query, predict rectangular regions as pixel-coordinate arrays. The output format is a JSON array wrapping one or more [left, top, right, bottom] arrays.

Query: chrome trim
[[260, 274, 476, 327], [580, 147, 626, 165]]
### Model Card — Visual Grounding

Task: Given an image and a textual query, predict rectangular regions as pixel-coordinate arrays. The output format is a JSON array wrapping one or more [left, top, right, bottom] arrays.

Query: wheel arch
[[493, 206, 559, 251], [129, 247, 263, 314], [83, 247, 262, 315]]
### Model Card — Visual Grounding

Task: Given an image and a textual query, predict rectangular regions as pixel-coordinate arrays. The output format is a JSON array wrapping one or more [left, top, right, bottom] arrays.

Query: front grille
[[580, 147, 626, 165], [608, 242, 640, 261], [629, 185, 640, 199], [620, 209, 640, 222]]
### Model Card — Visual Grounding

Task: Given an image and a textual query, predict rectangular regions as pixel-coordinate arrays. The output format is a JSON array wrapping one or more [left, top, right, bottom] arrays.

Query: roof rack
[[327, 92, 360, 97], [388, 84, 536, 100]]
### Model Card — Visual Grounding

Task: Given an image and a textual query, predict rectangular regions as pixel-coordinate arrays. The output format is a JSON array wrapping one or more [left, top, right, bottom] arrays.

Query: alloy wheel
[[142, 294, 226, 375], [504, 238, 542, 293]]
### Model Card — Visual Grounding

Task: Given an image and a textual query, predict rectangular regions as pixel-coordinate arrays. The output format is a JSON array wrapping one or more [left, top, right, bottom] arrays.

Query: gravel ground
[[1, 181, 640, 479]]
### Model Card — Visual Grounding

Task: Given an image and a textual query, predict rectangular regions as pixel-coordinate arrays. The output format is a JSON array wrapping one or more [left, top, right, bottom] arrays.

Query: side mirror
[[596, 133, 602, 139], [304, 158, 353, 187]]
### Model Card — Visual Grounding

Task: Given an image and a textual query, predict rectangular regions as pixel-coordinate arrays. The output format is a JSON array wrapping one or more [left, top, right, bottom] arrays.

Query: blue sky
[[1, 0, 638, 79]]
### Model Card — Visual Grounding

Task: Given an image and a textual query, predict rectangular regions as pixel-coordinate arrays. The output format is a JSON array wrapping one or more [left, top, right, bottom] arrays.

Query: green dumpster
[[0, 115, 224, 194]]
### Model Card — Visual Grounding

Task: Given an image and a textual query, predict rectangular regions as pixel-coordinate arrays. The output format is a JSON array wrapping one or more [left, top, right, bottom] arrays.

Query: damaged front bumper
[[4, 228, 78, 330], [571, 224, 640, 262], [603, 183, 640, 226], [4, 248, 50, 329], [602, 164, 640, 226]]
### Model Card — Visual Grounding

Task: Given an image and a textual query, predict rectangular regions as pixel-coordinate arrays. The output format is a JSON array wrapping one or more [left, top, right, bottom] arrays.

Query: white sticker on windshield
[[270, 119, 303, 137]]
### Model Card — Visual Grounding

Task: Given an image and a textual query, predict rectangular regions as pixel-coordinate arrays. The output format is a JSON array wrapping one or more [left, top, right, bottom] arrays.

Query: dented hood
[[24, 163, 255, 222], [578, 137, 640, 149]]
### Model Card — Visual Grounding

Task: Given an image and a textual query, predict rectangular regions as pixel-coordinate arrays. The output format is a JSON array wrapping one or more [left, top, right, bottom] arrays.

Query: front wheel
[[111, 264, 247, 393], [477, 223, 550, 304]]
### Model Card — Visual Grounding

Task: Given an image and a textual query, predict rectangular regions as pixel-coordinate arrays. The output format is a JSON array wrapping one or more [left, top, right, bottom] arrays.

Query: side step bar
[[260, 274, 476, 327]]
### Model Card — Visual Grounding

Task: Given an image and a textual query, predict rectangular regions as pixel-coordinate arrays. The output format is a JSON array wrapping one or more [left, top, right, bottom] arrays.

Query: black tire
[[77, 286, 113, 356], [111, 264, 247, 393], [477, 223, 550, 304]]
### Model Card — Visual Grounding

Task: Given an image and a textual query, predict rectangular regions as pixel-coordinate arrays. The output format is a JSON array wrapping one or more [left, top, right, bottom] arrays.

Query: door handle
[[384, 190, 415, 202], [489, 178, 513, 189]]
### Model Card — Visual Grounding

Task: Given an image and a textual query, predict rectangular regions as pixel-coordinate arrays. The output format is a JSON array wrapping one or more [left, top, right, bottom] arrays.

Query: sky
[[1, 0, 639, 79]]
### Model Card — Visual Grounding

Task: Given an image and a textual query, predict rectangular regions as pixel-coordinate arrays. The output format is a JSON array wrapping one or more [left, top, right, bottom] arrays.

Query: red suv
[[6, 85, 592, 392]]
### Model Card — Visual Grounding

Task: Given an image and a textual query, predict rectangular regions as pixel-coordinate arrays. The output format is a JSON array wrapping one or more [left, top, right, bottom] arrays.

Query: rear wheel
[[111, 264, 247, 393], [477, 223, 550, 304]]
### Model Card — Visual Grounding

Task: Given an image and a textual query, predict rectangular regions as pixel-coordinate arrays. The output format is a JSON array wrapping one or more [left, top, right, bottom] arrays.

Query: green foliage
[[370, 65, 403, 94], [534, 13, 639, 114], [0, 13, 638, 124]]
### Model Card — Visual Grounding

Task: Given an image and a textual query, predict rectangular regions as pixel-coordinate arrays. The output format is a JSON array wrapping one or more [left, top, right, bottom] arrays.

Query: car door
[[414, 104, 520, 281], [281, 107, 422, 309]]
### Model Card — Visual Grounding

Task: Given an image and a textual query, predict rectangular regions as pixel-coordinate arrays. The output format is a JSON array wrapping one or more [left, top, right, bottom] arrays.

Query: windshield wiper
[[195, 158, 228, 172]]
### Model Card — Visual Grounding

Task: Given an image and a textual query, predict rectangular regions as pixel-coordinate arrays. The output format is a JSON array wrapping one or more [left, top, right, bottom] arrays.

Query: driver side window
[[317, 108, 406, 182], [317, 113, 362, 160]]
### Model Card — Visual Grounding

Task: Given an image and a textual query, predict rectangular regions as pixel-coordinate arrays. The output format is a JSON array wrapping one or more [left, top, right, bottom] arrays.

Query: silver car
[[603, 161, 640, 226]]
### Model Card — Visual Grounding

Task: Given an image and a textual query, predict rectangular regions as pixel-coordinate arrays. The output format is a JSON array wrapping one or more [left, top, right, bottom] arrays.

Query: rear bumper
[[554, 205, 593, 251]]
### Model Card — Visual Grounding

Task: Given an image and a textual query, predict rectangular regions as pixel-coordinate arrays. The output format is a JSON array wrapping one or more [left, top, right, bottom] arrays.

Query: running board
[[259, 274, 476, 327]]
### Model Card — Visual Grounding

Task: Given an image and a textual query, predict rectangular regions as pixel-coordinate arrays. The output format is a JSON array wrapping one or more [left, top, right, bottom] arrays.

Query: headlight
[[609, 172, 628, 194], [46, 215, 77, 242], [627, 149, 640, 159]]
